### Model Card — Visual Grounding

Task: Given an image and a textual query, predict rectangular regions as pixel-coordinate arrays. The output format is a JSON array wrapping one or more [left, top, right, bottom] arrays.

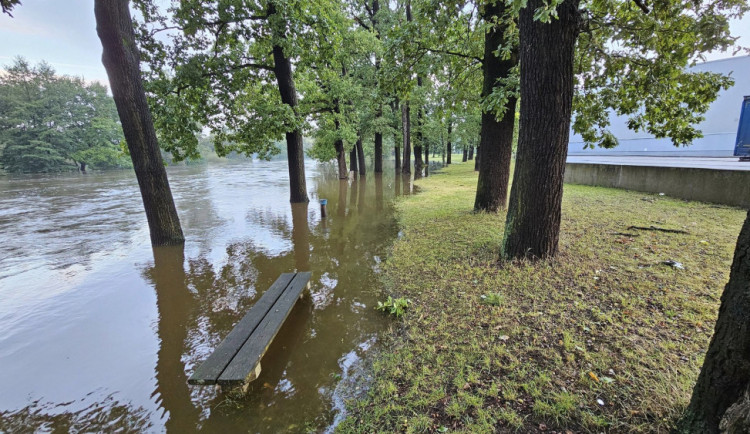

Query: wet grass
[[338, 162, 746, 433]]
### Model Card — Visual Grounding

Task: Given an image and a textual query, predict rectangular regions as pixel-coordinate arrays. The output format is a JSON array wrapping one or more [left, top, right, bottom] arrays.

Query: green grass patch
[[338, 162, 745, 433]]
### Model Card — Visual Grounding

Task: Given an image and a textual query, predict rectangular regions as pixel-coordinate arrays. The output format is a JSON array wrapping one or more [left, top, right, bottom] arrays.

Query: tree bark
[[94, 0, 184, 246], [334, 125, 348, 179], [371, 0, 383, 174], [393, 99, 401, 170], [446, 121, 452, 164], [474, 146, 480, 171], [501, 0, 580, 259], [291, 202, 310, 271], [462, 147, 468, 162], [474, 1, 518, 213], [680, 210, 750, 433], [350, 146, 358, 174], [270, 4, 308, 203], [424, 144, 429, 165], [401, 102, 411, 174], [356, 136, 366, 176], [468, 146, 474, 160], [414, 76, 424, 174], [374, 131, 383, 173]]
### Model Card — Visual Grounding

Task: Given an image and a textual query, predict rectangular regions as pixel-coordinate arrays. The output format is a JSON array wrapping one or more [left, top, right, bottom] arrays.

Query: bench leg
[[240, 363, 263, 393]]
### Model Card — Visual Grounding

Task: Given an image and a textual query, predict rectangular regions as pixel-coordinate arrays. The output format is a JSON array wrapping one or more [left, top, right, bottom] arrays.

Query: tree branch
[[632, 0, 650, 14], [417, 43, 482, 63]]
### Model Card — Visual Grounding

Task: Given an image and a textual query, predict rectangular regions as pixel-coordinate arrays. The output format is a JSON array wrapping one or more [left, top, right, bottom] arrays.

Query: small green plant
[[376, 296, 411, 317], [480, 292, 505, 306]]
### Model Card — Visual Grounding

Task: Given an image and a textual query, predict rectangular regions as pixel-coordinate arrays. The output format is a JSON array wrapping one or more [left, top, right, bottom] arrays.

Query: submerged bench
[[188, 271, 311, 390]]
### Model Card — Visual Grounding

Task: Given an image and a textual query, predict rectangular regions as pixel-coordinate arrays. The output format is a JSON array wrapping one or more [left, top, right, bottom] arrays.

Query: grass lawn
[[338, 162, 746, 433]]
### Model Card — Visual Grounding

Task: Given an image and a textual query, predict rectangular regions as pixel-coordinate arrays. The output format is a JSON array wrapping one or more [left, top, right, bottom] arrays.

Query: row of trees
[[0, 58, 131, 173]]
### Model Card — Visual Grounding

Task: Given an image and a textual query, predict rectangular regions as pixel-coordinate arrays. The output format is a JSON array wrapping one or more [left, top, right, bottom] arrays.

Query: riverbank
[[339, 162, 746, 432]]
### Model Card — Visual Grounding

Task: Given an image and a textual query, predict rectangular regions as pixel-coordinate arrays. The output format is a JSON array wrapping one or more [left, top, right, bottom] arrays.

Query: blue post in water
[[319, 199, 327, 218], [734, 95, 750, 161]]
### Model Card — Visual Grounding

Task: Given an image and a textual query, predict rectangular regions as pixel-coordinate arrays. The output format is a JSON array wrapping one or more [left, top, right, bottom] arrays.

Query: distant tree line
[[0, 58, 131, 173]]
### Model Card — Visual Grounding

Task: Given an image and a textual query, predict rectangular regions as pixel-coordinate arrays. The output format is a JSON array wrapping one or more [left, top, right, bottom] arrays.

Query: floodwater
[[0, 160, 415, 432]]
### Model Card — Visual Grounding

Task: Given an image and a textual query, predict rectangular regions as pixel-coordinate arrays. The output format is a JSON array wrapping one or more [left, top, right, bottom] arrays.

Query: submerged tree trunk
[[393, 99, 401, 170], [270, 5, 308, 203], [291, 202, 310, 271], [374, 130, 383, 173], [334, 122, 348, 179], [462, 148, 468, 162], [446, 121, 452, 164], [680, 210, 750, 433], [356, 137, 366, 176], [94, 0, 184, 246], [401, 102, 411, 174], [350, 146, 358, 174], [474, 0, 518, 213], [501, 0, 580, 260]]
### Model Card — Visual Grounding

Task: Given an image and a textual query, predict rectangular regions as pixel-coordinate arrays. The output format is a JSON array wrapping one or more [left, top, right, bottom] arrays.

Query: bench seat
[[188, 271, 311, 387]]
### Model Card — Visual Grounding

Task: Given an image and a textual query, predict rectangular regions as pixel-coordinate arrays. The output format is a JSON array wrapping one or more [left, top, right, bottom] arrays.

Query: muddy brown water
[[0, 160, 416, 433]]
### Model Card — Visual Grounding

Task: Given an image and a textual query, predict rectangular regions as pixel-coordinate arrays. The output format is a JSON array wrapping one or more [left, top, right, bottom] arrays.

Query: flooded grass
[[339, 162, 746, 433]]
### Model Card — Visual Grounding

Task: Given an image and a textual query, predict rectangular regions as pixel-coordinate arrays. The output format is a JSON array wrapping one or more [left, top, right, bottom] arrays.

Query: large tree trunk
[[94, 0, 184, 246], [270, 5, 308, 203], [474, 1, 518, 213], [393, 99, 401, 170], [334, 103, 348, 179], [291, 202, 310, 271], [350, 146, 358, 174], [372, 0, 384, 174], [446, 121, 452, 165], [356, 136, 366, 176], [468, 146, 474, 160], [334, 130, 348, 179], [374, 131, 383, 173], [501, 0, 580, 260], [401, 102, 411, 174], [680, 210, 750, 433], [414, 77, 424, 174], [462, 148, 468, 162]]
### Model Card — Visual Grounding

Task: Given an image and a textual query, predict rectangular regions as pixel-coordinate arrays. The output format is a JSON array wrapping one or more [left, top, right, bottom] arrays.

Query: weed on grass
[[337, 163, 745, 433]]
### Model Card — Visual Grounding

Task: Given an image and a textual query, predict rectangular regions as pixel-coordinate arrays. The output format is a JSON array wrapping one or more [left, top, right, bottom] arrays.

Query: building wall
[[564, 163, 750, 207], [568, 55, 750, 157]]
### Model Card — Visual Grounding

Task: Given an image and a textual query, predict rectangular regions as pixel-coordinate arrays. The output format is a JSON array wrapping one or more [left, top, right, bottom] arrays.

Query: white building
[[568, 55, 750, 157]]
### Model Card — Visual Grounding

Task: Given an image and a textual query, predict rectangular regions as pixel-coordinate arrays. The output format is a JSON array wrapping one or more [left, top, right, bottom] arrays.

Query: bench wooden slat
[[187, 273, 297, 385], [217, 271, 311, 385]]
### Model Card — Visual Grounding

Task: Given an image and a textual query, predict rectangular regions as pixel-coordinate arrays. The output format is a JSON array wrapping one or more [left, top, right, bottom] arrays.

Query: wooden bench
[[188, 271, 311, 390]]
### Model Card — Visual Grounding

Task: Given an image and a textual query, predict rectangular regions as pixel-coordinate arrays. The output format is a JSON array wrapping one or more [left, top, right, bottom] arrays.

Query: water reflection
[[147, 245, 201, 432], [375, 174, 384, 211], [0, 161, 421, 432]]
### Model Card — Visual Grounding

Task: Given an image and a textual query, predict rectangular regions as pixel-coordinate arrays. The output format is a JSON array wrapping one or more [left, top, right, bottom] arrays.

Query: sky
[[1, 0, 749, 88]]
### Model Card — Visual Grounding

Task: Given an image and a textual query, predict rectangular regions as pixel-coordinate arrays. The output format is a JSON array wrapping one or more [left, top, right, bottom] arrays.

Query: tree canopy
[[0, 58, 130, 173]]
